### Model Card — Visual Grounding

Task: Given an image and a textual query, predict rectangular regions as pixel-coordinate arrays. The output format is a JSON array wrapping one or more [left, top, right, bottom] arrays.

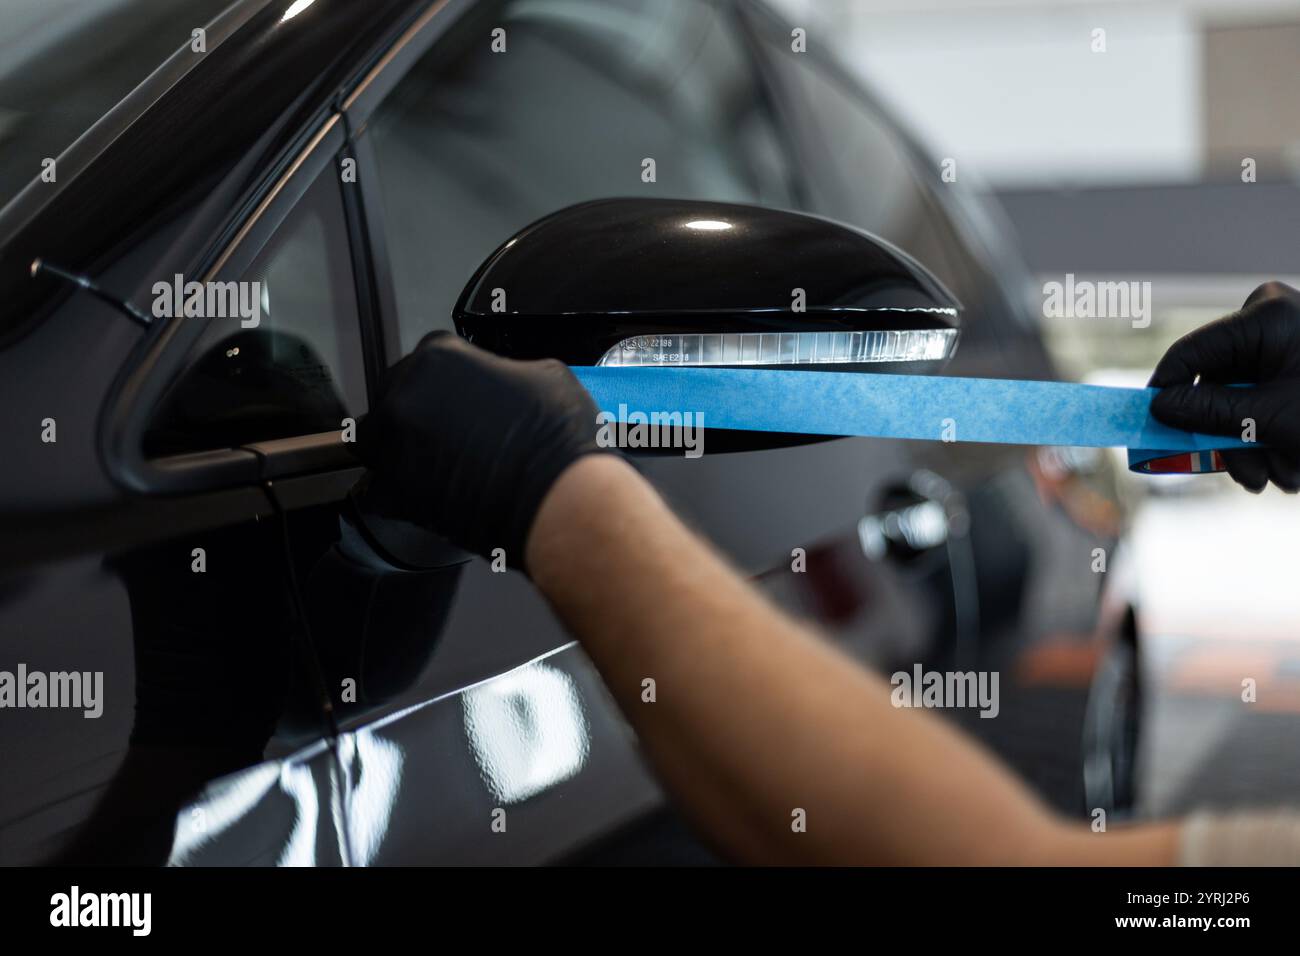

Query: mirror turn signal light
[[597, 328, 959, 367]]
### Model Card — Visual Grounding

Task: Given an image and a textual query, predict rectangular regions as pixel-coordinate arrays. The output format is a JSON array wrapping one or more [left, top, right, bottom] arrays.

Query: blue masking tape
[[569, 367, 1252, 474]]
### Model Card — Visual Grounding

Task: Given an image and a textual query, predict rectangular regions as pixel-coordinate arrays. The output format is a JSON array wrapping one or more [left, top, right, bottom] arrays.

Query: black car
[[0, 0, 1135, 865]]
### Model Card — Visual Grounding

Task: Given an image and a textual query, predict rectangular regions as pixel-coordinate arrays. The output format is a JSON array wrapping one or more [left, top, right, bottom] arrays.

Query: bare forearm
[[527, 456, 1177, 864]]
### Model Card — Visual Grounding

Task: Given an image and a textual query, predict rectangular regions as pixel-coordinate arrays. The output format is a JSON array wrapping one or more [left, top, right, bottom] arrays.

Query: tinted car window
[[751, 27, 1035, 371], [144, 162, 366, 457], [367, 0, 800, 356]]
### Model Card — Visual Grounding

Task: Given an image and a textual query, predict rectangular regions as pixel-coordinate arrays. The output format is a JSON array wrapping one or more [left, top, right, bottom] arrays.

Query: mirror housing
[[454, 198, 961, 372]]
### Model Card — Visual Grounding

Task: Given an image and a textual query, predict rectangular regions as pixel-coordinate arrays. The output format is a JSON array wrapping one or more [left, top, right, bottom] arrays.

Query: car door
[[288, 0, 985, 865], [128, 121, 374, 866], [0, 111, 365, 866]]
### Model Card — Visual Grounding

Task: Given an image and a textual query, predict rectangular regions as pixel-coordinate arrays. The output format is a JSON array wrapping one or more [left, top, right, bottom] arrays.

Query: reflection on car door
[[314, 0, 968, 863]]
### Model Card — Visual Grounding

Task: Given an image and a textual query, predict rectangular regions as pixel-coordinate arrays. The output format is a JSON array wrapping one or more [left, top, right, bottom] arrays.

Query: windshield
[[0, 0, 236, 213]]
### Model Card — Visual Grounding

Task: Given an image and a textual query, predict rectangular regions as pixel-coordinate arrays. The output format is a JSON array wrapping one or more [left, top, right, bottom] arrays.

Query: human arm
[[355, 332, 1183, 864], [524, 453, 1178, 864]]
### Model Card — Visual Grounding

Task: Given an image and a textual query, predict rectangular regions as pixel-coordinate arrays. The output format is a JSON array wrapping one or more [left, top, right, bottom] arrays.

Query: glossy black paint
[[0, 0, 1137, 866], [455, 197, 960, 365], [0, 0, 426, 346]]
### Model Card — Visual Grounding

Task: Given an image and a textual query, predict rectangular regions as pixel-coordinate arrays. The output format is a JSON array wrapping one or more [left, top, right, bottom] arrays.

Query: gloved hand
[[354, 332, 611, 568], [1150, 281, 1300, 492]]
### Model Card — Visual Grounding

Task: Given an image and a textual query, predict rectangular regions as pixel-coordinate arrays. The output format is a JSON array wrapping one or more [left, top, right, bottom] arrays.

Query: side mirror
[[454, 198, 961, 372]]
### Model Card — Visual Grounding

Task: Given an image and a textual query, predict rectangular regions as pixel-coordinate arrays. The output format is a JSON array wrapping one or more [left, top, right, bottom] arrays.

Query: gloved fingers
[[354, 409, 404, 474], [413, 328, 456, 352], [409, 329, 496, 371], [1243, 280, 1299, 309], [1220, 449, 1300, 493], [351, 412, 377, 465], [1221, 449, 1269, 494], [1150, 380, 1262, 438], [1151, 284, 1300, 387], [369, 330, 458, 409], [358, 331, 465, 467], [1264, 449, 1300, 493], [1148, 310, 1257, 387], [349, 471, 407, 524]]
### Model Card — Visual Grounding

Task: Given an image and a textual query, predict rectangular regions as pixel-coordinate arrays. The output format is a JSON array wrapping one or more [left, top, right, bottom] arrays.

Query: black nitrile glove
[[1150, 281, 1300, 493], [354, 332, 609, 568]]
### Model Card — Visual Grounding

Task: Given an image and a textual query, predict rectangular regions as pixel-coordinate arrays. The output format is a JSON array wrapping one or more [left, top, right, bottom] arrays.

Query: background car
[[0, 0, 1134, 865]]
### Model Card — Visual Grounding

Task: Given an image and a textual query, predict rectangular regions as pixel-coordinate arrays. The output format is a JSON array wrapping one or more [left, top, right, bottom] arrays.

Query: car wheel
[[1082, 612, 1141, 819]]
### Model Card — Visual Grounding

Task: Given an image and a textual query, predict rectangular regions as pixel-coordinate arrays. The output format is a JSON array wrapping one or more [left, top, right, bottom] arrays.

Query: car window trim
[[0, 0, 272, 245], [340, 0, 480, 128], [342, 131, 402, 370], [102, 114, 361, 495], [340, 0, 489, 365], [98, 0, 467, 496]]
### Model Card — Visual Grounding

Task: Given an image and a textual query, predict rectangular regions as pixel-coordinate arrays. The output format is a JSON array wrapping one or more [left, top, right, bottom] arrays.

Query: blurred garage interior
[[774, 0, 1300, 819]]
